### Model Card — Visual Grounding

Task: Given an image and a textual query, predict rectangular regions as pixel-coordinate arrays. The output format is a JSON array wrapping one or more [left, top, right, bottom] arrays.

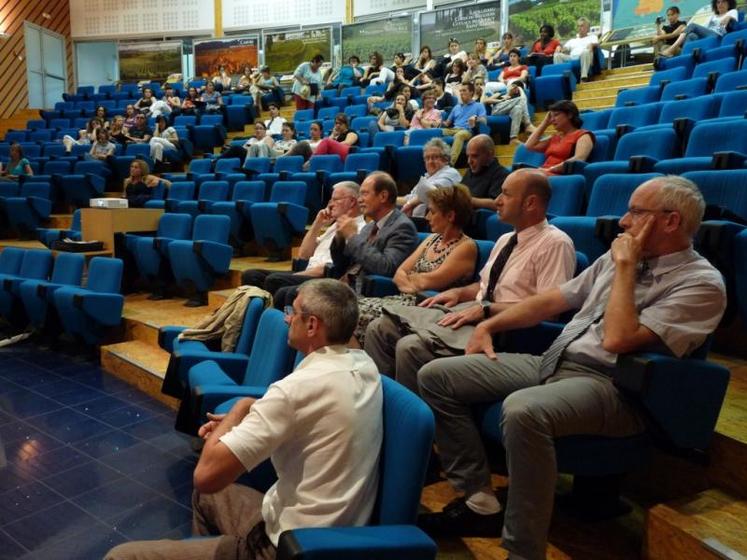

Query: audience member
[[109, 115, 128, 144], [461, 135, 510, 210], [432, 79, 455, 111], [201, 81, 224, 114], [264, 103, 287, 136], [463, 52, 488, 84], [489, 33, 516, 69], [0, 144, 33, 180], [377, 93, 412, 131], [212, 64, 233, 92], [251, 66, 283, 110], [326, 55, 363, 92], [527, 24, 561, 75], [134, 87, 155, 115], [443, 38, 468, 74], [123, 160, 169, 208], [553, 17, 599, 81], [652, 7, 687, 55], [483, 81, 534, 143], [312, 113, 359, 161], [250, 122, 297, 158], [406, 90, 443, 138], [444, 58, 467, 96], [401, 138, 462, 217], [123, 104, 138, 128], [442, 83, 487, 166], [181, 87, 201, 116], [662, 0, 736, 56], [62, 118, 100, 152], [292, 54, 324, 110], [149, 115, 179, 163], [124, 113, 153, 144], [88, 128, 116, 161]]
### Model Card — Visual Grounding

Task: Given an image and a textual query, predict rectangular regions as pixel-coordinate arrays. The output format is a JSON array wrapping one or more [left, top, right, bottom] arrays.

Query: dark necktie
[[485, 233, 518, 303], [343, 223, 379, 285]]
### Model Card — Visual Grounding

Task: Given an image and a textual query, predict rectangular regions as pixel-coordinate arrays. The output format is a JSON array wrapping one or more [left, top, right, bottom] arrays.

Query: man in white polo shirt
[[553, 17, 599, 81], [106, 279, 383, 560]]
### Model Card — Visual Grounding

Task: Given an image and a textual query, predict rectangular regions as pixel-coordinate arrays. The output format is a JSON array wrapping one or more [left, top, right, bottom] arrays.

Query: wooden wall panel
[[0, 0, 73, 118]]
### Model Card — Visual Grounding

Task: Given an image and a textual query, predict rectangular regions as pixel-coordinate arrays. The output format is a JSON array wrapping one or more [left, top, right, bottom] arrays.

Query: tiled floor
[[0, 342, 195, 559]]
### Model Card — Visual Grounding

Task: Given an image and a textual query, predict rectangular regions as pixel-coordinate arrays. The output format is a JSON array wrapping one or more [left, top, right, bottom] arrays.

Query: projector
[[90, 198, 129, 209]]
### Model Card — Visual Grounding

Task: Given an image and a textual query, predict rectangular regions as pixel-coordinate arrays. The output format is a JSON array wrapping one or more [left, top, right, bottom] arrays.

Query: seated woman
[[212, 65, 233, 92], [249, 122, 297, 158], [401, 138, 462, 217], [483, 81, 535, 143], [0, 144, 33, 181], [405, 90, 442, 142], [486, 48, 528, 96], [473, 38, 491, 66], [134, 87, 155, 115], [444, 58, 466, 96], [123, 104, 139, 129], [88, 128, 116, 161], [414, 46, 437, 79], [525, 100, 594, 175], [200, 81, 223, 114], [354, 184, 477, 346], [312, 113, 358, 161], [123, 160, 170, 207], [360, 51, 386, 87], [377, 93, 412, 131], [368, 67, 415, 105], [526, 24, 561, 75], [326, 56, 363, 93], [150, 116, 179, 163], [251, 66, 283, 110], [220, 120, 274, 162], [662, 0, 737, 56], [463, 52, 487, 84], [62, 117, 102, 153], [487, 33, 515, 69], [181, 87, 201, 116], [161, 85, 182, 120], [109, 115, 128, 144], [442, 38, 468, 75], [234, 65, 255, 95], [94, 105, 110, 129]]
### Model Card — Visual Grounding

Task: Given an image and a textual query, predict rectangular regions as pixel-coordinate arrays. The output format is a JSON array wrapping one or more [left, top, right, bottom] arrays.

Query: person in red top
[[524, 100, 594, 175], [499, 49, 529, 86], [527, 24, 561, 75]]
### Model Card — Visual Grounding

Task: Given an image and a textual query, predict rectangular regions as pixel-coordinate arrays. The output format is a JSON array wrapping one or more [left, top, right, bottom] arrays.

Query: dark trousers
[[241, 269, 312, 308]]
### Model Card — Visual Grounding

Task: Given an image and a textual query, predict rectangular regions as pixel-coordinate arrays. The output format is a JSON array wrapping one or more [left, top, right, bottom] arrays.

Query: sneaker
[[417, 497, 502, 538]]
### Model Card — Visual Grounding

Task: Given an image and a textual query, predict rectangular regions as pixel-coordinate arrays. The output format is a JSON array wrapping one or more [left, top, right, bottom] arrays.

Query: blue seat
[[274, 376, 436, 560], [733, 228, 747, 325], [19, 252, 85, 329], [408, 129, 444, 146], [168, 215, 233, 302], [708, 89, 747, 122], [615, 86, 661, 107], [316, 106, 339, 121], [37, 209, 82, 247], [53, 257, 124, 345], [43, 159, 73, 176], [250, 181, 309, 257], [713, 69, 747, 92], [638, 96, 721, 135], [145, 181, 196, 211], [546, 175, 586, 218], [1, 182, 52, 237], [692, 57, 738, 82], [660, 77, 709, 101], [393, 145, 426, 190], [132, 213, 193, 288], [211, 181, 267, 245], [161, 158, 213, 183], [243, 157, 272, 175], [290, 155, 343, 213], [326, 152, 380, 187], [534, 63, 576, 109], [0, 249, 53, 323], [225, 101, 254, 132], [361, 130, 406, 173], [344, 104, 368, 119], [655, 120, 747, 174], [174, 115, 198, 127], [174, 307, 297, 434], [592, 103, 663, 153], [293, 109, 315, 122], [192, 124, 225, 153], [176, 180, 230, 217], [511, 143, 546, 169], [551, 173, 662, 262]]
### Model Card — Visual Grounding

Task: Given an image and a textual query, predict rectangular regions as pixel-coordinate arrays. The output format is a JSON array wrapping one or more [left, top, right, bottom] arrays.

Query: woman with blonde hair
[[123, 160, 170, 207]]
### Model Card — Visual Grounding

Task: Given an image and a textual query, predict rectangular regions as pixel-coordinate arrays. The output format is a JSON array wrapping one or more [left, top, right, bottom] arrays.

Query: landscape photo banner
[[118, 41, 183, 83], [194, 36, 259, 78], [419, 1, 501, 57], [342, 16, 413, 64], [263, 27, 333, 74], [508, 0, 601, 46], [611, 0, 711, 34]]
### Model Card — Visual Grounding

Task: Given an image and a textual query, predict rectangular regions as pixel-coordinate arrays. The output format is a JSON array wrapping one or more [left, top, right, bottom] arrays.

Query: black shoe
[[417, 497, 502, 538]]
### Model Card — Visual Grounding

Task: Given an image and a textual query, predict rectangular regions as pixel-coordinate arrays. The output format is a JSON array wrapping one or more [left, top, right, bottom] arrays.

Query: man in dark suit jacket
[[273, 172, 418, 307]]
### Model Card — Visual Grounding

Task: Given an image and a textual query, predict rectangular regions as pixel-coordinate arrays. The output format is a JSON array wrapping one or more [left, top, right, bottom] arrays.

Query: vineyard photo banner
[[118, 41, 183, 83], [194, 37, 259, 78], [342, 16, 413, 64], [419, 1, 501, 57], [508, 0, 601, 46], [263, 28, 333, 74], [611, 0, 712, 36]]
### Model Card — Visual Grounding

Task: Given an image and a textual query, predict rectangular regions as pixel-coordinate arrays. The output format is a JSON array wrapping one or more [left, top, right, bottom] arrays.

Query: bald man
[[462, 134, 510, 211], [364, 168, 576, 393]]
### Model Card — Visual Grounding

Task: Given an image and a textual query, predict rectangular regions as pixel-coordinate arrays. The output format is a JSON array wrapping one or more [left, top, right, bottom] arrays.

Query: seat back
[[317, 106, 339, 121], [200, 114, 223, 126], [683, 170, 747, 222], [714, 90, 747, 118], [50, 252, 85, 286], [157, 213, 193, 239], [372, 131, 405, 148], [232, 181, 266, 202], [713, 69, 747, 93], [579, 109, 612, 131], [243, 156, 272, 174], [192, 214, 230, 243], [243, 308, 294, 386], [85, 257, 123, 293], [168, 181, 196, 201], [587, 173, 662, 216], [658, 96, 720, 124], [293, 109, 315, 122], [43, 160, 72, 175], [614, 129, 679, 161], [547, 175, 585, 216], [373, 376, 435, 525], [18, 249, 53, 280], [685, 120, 747, 156], [408, 129, 444, 146], [344, 152, 379, 173], [20, 182, 52, 199], [691, 57, 737, 79], [273, 155, 304, 174], [126, 143, 150, 158], [71, 209, 82, 232], [214, 158, 241, 174], [511, 143, 546, 168], [0, 248, 25, 275], [474, 239, 494, 279], [607, 103, 662, 128], [308, 154, 343, 173], [660, 78, 709, 101], [234, 297, 266, 355], [270, 181, 307, 206], [197, 180, 230, 202]]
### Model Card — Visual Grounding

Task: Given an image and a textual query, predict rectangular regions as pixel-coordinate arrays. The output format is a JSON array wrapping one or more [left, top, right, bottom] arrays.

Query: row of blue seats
[[64, 80, 211, 103], [655, 29, 747, 75], [0, 249, 123, 345], [0, 181, 52, 236]]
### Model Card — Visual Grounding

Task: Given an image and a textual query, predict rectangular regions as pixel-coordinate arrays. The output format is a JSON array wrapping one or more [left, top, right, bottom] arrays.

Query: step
[[645, 489, 747, 560], [605, 63, 654, 76], [100, 340, 179, 410], [575, 96, 616, 110], [573, 81, 650, 101], [581, 73, 653, 91]]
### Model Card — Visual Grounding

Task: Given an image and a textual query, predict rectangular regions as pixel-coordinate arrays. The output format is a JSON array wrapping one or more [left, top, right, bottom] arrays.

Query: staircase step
[[574, 95, 616, 110], [100, 340, 178, 410], [645, 489, 747, 560], [605, 63, 653, 76], [581, 73, 653, 92]]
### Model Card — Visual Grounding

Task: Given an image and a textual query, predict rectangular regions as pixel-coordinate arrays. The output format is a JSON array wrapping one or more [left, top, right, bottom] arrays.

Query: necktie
[[538, 306, 604, 382], [343, 223, 379, 285], [485, 233, 518, 303]]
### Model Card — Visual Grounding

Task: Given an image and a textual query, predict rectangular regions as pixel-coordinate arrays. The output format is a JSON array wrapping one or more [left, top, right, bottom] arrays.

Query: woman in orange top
[[524, 100, 594, 175], [527, 24, 562, 75]]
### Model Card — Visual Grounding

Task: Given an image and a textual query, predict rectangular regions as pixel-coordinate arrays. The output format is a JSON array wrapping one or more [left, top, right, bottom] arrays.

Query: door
[[25, 22, 67, 109]]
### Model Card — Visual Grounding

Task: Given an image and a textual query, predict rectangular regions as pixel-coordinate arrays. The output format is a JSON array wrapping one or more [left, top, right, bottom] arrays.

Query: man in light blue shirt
[[442, 82, 487, 165]]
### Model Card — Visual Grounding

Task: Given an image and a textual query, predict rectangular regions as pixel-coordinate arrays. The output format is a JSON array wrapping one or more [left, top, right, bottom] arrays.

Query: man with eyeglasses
[[125, 113, 153, 144], [106, 279, 383, 560], [241, 181, 364, 307], [414, 176, 726, 559]]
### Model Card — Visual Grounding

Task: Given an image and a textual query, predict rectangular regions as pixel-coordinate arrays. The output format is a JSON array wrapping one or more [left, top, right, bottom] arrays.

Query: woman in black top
[[123, 159, 169, 207]]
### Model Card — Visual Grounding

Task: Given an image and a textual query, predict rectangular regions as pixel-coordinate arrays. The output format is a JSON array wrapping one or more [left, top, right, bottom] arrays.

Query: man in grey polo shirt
[[415, 175, 726, 560]]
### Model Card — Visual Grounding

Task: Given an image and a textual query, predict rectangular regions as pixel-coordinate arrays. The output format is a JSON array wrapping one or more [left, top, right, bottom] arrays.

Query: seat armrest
[[80, 293, 125, 326], [159, 325, 186, 352], [712, 151, 747, 170], [194, 240, 233, 272], [292, 258, 309, 273], [563, 160, 588, 175], [615, 124, 632, 138], [174, 351, 249, 385], [594, 216, 623, 247], [628, 155, 658, 173]]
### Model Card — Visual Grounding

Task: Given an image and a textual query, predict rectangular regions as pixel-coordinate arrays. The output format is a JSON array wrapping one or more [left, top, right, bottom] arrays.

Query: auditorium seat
[[37, 209, 82, 248], [132, 213, 193, 293], [654, 119, 747, 174], [290, 154, 343, 213], [176, 180, 230, 217], [326, 152, 380, 189], [0, 248, 53, 324], [211, 180, 267, 246], [250, 181, 309, 259]]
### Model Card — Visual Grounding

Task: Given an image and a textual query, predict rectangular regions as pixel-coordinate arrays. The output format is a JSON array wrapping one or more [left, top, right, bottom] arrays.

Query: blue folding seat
[[132, 213, 193, 291], [551, 173, 662, 262], [714, 69, 747, 92], [53, 257, 124, 345], [707, 89, 747, 122], [161, 158, 213, 183], [211, 180, 266, 245], [650, 66, 690, 89], [199, 114, 224, 127], [655, 36, 719, 74], [294, 120, 317, 140], [578, 109, 612, 131], [734, 228, 747, 325], [124, 143, 155, 169], [250, 181, 308, 257], [168, 214, 233, 305], [615, 86, 661, 107], [655, 120, 747, 174], [213, 157, 245, 186], [1, 182, 53, 237], [225, 97, 254, 132], [192, 124, 225, 153], [19, 252, 85, 329], [590, 103, 663, 155], [692, 57, 738, 82], [293, 109, 315, 123], [242, 156, 272, 176], [41, 143, 66, 159], [273, 376, 436, 560], [141, 181, 194, 212], [120, 83, 140, 98], [511, 143, 546, 169], [255, 155, 306, 194], [0, 248, 24, 276], [97, 84, 117, 98], [351, 116, 377, 135], [26, 119, 47, 130], [316, 106, 340, 121], [172, 307, 297, 434], [326, 152, 380, 187], [408, 129, 444, 146], [660, 77, 708, 101], [546, 175, 586, 218], [580, 129, 679, 192], [28, 129, 54, 143], [49, 117, 71, 130], [360, 130, 406, 173], [37, 209, 81, 247], [634, 96, 720, 135], [0, 249, 53, 322], [393, 145, 427, 191], [344, 104, 368, 119], [275, 157, 306, 175], [176, 180, 230, 217], [533, 62, 576, 109], [4, 130, 27, 143], [174, 115, 198, 127], [291, 154, 343, 212], [59, 166, 108, 207]]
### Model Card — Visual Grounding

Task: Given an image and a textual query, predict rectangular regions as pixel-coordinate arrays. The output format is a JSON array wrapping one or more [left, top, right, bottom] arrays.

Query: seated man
[[105, 279, 383, 560], [365, 169, 576, 392], [124, 113, 153, 144], [241, 182, 365, 306], [274, 171, 419, 307], [264, 103, 287, 136], [553, 17, 599, 81], [415, 176, 726, 560], [462, 134, 510, 211], [442, 83, 487, 166]]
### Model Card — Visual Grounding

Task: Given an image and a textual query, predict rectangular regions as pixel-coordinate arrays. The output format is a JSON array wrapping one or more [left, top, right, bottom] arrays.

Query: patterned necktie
[[538, 306, 604, 382], [485, 233, 518, 303], [343, 223, 379, 285]]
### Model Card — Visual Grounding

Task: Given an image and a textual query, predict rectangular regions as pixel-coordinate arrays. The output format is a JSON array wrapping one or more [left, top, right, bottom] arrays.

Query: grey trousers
[[417, 353, 645, 560], [553, 50, 593, 78], [490, 95, 531, 138], [105, 484, 276, 560]]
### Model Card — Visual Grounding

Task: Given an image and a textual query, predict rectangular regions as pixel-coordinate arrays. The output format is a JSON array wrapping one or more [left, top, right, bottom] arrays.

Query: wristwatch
[[481, 300, 491, 319]]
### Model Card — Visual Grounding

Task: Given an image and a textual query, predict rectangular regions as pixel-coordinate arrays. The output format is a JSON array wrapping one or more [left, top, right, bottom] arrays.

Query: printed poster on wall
[[508, 0, 601, 45], [118, 41, 183, 83], [194, 36, 259, 78], [342, 16, 413, 63], [263, 27, 333, 74], [607, 0, 713, 42], [419, 1, 501, 56]]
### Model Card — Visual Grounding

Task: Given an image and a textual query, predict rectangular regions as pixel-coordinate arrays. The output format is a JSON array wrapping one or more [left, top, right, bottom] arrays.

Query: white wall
[[75, 41, 118, 87]]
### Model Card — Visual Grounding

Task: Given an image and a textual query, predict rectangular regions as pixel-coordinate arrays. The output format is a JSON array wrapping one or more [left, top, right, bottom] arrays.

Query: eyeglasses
[[626, 207, 674, 218], [284, 305, 310, 319]]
